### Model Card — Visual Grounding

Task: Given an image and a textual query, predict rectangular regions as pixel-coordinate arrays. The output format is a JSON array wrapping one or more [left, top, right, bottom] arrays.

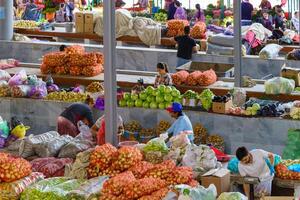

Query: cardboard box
[[212, 99, 233, 114], [281, 66, 300, 87], [201, 169, 230, 196], [84, 12, 100, 24], [75, 12, 84, 24], [84, 23, 94, 33], [75, 21, 84, 33]]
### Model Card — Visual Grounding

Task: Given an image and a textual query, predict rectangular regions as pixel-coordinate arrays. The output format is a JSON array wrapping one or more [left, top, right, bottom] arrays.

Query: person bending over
[[236, 146, 275, 198]]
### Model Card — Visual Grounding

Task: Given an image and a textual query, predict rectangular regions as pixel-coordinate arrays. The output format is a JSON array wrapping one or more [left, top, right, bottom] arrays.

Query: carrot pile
[[166, 20, 189, 37]]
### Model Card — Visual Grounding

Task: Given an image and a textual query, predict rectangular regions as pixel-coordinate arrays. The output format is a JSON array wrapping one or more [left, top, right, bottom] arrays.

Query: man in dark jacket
[[167, 0, 176, 20]]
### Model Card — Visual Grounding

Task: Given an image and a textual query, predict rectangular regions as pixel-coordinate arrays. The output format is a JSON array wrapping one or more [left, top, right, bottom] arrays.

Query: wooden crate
[[212, 100, 233, 114]]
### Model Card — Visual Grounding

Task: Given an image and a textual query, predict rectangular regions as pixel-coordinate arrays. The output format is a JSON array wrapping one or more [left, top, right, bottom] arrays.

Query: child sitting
[[154, 62, 172, 87]]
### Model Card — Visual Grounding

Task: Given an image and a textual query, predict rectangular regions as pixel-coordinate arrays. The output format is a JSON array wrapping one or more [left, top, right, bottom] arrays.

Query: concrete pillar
[[0, 0, 13, 40]]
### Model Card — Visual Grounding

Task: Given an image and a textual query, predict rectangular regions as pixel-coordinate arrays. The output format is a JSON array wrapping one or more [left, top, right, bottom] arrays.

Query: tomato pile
[[275, 162, 300, 180], [0, 153, 32, 183], [41, 45, 104, 77]]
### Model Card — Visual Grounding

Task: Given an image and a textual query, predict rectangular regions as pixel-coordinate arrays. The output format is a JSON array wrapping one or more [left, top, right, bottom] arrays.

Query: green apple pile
[[119, 85, 182, 110], [154, 12, 167, 22], [245, 103, 261, 116]]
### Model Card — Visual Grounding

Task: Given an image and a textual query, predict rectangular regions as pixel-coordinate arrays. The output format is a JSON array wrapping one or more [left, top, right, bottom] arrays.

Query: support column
[[0, 0, 13, 40], [233, 0, 242, 87], [103, 0, 117, 145]]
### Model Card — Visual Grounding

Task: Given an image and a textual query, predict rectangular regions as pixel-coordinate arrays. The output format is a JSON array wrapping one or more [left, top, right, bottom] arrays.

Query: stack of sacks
[[41, 45, 104, 77], [207, 33, 237, 56]]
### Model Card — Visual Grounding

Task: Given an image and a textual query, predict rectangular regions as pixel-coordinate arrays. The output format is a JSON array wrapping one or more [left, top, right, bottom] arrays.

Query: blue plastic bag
[[227, 157, 239, 174], [288, 164, 300, 173], [0, 121, 9, 139]]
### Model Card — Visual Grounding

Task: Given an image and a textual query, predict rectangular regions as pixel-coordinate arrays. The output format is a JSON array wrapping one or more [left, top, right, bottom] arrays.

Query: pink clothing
[[174, 7, 187, 20], [245, 30, 262, 48]]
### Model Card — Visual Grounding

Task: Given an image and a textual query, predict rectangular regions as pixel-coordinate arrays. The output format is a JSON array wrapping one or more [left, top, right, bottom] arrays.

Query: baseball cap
[[166, 102, 183, 113]]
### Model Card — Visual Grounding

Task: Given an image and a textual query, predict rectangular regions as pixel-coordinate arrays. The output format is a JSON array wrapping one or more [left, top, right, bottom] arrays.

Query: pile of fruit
[[45, 91, 88, 102], [166, 20, 189, 37], [171, 69, 217, 87], [244, 103, 261, 116], [140, 128, 155, 137], [119, 85, 182, 110], [290, 101, 300, 120], [276, 160, 300, 180], [190, 22, 206, 39], [41, 45, 104, 77], [212, 93, 232, 103], [0, 153, 32, 183], [207, 135, 225, 152], [87, 144, 143, 178], [86, 81, 104, 93], [14, 20, 40, 29], [156, 120, 171, 135], [193, 123, 208, 145], [96, 152, 197, 200], [154, 12, 167, 22], [124, 121, 142, 132], [228, 106, 243, 116]]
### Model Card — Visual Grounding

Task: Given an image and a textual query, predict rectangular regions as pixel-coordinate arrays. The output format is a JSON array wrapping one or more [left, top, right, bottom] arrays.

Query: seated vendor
[[91, 114, 124, 145], [286, 49, 300, 60], [57, 103, 94, 137], [236, 146, 275, 198], [166, 102, 194, 142], [154, 62, 172, 87]]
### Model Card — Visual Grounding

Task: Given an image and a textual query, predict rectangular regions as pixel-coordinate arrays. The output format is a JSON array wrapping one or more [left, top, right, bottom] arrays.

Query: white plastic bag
[[8, 69, 27, 86], [217, 192, 247, 200], [75, 121, 94, 142], [264, 77, 295, 95], [0, 70, 11, 81], [259, 44, 283, 59], [182, 145, 218, 177], [175, 184, 217, 200], [232, 88, 247, 107]]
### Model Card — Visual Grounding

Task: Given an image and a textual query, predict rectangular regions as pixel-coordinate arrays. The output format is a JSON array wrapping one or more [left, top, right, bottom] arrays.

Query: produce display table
[[14, 28, 176, 46], [273, 177, 300, 189], [6, 66, 300, 102]]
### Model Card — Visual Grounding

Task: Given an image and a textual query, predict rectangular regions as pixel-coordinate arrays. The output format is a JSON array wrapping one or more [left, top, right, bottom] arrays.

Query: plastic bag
[[8, 70, 27, 86], [217, 192, 247, 200], [66, 176, 109, 200], [58, 139, 94, 159], [143, 136, 169, 154], [11, 85, 32, 98], [20, 177, 84, 200], [182, 145, 218, 177], [232, 88, 247, 107], [259, 44, 283, 59], [288, 164, 300, 173], [265, 77, 295, 95], [0, 70, 11, 81], [0, 119, 10, 139], [175, 184, 217, 200], [33, 135, 73, 158], [27, 75, 39, 86], [169, 132, 191, 149], [0, 83, 11, 97], [227, 157, 239, 173], [28, 81, 48, 99], [31, 157, 73, 178], [0, 172, 44, 200], [19, 131, 60, 158], [76, 121, 94, 142]]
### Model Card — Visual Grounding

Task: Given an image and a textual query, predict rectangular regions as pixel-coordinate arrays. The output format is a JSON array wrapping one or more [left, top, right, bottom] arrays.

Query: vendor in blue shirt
[[166, 102, 194, 142]]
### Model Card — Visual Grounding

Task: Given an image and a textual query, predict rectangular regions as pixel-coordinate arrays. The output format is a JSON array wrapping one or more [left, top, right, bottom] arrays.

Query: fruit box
[[212, 100, 233, 114], [281, 66, 300, 87]]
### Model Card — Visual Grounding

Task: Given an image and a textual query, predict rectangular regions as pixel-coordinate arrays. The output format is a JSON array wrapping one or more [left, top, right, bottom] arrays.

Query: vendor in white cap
[[165, 102, 194, 142]]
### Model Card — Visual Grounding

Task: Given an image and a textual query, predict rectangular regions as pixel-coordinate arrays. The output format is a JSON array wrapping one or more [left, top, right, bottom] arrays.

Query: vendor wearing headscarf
[[166, 102, 194, 142], [57, 103, 94, 137]]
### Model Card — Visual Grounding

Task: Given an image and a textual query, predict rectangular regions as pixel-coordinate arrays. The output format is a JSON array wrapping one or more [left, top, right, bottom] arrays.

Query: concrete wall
[[0, 97, 299, 155], [1, 40, 300, 78]]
